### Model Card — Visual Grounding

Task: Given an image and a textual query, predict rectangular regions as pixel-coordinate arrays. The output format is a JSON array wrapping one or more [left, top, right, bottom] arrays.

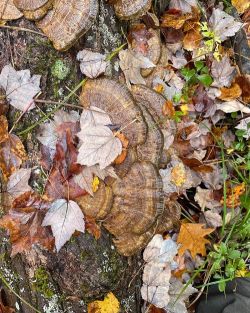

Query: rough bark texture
[[0, 1, 142, 312]]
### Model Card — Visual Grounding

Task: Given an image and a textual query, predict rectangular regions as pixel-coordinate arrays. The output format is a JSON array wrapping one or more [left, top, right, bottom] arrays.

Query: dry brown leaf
[[88, 292, 120, 313], [177, 223, 214, 258], [222, 182, 246, 209], [218, 83, 242, 101], [114, 132, 129, 165], [147, 305, 165, 313], [0, 115, 8, 144], [183, 26, 202, 51], [161, 10, 193, 29], [232, 0, 250, 14], [162, 100, 176, 117], [0, 192, 54, 256], [85, 215, 101, 240], [235, 75, 250, 103]]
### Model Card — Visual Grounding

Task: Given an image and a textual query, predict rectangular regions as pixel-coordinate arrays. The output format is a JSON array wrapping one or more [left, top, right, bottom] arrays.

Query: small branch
[[0, 25, 47, 37], [34, 99, 83, 110]]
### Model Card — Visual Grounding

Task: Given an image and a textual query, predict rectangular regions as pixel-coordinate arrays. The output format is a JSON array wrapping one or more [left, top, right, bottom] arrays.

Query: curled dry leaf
[[216, 100, 250, 114], [169, 0, 198, 14], [77, 49, 107, 79], [42, 199, 85, 251], [161, 10, 193, 30], [119, 49, 156, 86], [218, 83, 242, 101], [0, 0, 23, 22], [209, 8, 242, 42], [0, 64, 41, 111], [0, 115, 8, 144], [0, 192, 54, 256], [87, 292, 120, 313], [77, 125, 123, 169], [177, 223, 214, 258]]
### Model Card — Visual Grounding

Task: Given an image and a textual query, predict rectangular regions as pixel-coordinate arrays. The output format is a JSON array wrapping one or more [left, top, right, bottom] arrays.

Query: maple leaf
[[119, 49, 155, 86], [77, 125, 123, 169], [80, 106, 111, 129], [0, 64, 41, 111], [211, 56, 236, 88], [73, 165, 118, 196], [77, 49, 107, 79], [209, 8, 242, 42], [0, 192, 54, 256], [42, 199, 85, 251], [177, 223, 214, 258], [88, 292, 120, 313], [169, 0, 198, 13], [232, 0, 250, 14], [6, 168, 32, 199]]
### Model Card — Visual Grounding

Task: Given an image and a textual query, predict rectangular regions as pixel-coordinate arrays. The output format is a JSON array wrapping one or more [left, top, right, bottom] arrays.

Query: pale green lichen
[[51, 59, 70, 80], [33, 267, 55, 299]]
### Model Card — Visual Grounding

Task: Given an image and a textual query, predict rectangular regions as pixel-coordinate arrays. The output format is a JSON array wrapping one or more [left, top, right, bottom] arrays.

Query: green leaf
[[173, 93, 182, 103], [218, 280, 226, 292], [197, 74, 213, 87], [181, 68, 196, 81], [195, 61, 204, 72], [228, 249, 241, 260]]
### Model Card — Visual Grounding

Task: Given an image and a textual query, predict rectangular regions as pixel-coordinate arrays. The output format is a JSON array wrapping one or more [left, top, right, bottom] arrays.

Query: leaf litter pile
[[0, 0, 250, 312]]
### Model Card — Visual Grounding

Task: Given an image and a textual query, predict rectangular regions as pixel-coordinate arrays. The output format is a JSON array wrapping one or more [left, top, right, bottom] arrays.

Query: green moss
[[33, 267, 55, 299], [51, 60, 70, 80]]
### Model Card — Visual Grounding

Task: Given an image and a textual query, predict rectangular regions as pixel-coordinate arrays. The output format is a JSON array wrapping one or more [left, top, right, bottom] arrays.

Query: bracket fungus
[[114, 0, 152, 20], [37, 0, 99, 50], [80, 78, 147, 146], [0, 0, 23, 23], [13, 0, 53, 20]]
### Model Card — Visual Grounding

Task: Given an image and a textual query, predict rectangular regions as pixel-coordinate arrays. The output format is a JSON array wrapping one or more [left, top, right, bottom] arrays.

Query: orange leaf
[[114, 132, 129, 165], [177, 223, 214, 258], [232, 0, 250, 14], [183, 26, 202, 51], [162, 100, 175, 117], [222, 182, 246, 208], [161, 10, 193, 29], [219, 83, 242, 101], [85, 215, 101, 240], [235, 75, 250, 103], [147, 305, 165, 313], [0, 116, 8, 144]]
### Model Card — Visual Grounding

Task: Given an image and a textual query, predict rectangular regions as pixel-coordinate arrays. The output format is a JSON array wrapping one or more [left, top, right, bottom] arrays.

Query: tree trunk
[[0, 1, 142, 312]]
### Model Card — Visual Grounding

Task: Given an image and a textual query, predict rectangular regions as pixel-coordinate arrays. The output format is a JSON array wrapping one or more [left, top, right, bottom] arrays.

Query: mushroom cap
[[76, 182, 113, 220], [13, 0, 49, 10], [104, 161, 164, 237], [0, 0, 23, 21], [80, 78, 147, 146], [141, 29, 162, 77], [37, 0, 98, 51], [137, 105, 164, 167], [114, 0, 152, 20], [131, 84, 166, 125]]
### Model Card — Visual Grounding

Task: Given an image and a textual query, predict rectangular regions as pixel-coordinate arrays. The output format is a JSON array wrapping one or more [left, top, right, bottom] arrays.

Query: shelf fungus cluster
[[77, 79, 180, 256], [114, 0, 152, 20]]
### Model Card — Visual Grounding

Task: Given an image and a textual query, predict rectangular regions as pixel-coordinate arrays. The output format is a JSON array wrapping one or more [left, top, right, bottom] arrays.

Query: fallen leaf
[[161, 10, 193, 29], [235, 75, 250, 103], [0, 64, 41, 111], [183, 26, 202, 51], [177, 223, 214, 258], [169, 0, 198, 13], [164, 278, 197, 313], [85, 215, 101, 240], [0, 290, 15, 313], [0, 115, 8, 143], [203, 211, 222, 228], [235, 117, 250, 139], [0, 133, 27, 180], [223, 182, 246, 208], [88, 292, 120, 313], [218, 83, 242, 101], [73, 165, 118, 196], [80, 106, 111, 129], [211, 56, 236, 87], [209, 8, 242, 42], [119, 49, 155, 86], [162, 100, 176, 117], [7, 168, 32, 200], [77, 125, 123, 169], [77, 49, 107, 79], [114, 132, 129, 165], [242, 9, 250, 47], [0, 192, 54, 256], [216, 100, 250, 113], [171, 163, 186, 187], [128, 23, 152, 55], [147, 305, 165, 313], [194, 187, 221, 210], [42, 199, 85, 251], [232, 0, 250, 14]]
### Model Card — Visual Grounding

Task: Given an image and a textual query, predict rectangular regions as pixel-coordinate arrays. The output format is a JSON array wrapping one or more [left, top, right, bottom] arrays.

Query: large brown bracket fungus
[[77, 78, 179, 256], [37, 0, 99, 50], [13, 0, 53, 20], [114, 0, 152, 20]]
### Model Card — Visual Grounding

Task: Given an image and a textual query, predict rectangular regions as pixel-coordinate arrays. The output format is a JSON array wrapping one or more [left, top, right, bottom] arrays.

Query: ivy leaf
[[0, 64, 41, 111], [209, 8, 242, 42], [177, 223, 214, 258], [42, 199, 85, 251]]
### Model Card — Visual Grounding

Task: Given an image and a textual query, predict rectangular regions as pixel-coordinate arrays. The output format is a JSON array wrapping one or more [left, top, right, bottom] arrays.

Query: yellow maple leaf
[[88, 292, 120, 313], [177, 223, 214, 258], [232, 0, 250, 14]]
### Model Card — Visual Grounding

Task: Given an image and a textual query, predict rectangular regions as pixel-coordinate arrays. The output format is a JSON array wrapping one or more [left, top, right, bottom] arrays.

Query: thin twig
[[0, 25, 47, 37], [34, 99, 83, 110]]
